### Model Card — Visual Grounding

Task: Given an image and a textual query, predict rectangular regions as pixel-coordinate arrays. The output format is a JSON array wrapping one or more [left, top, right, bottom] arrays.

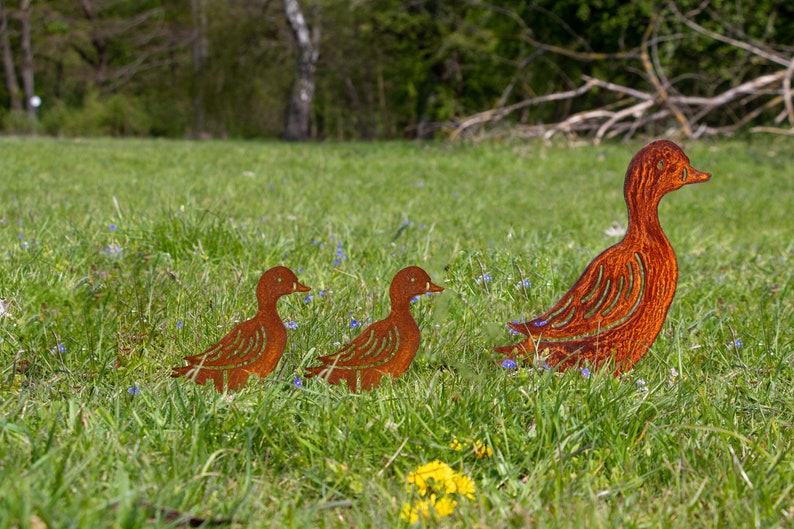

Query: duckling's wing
[[175, 318, 270, 372], [313, 319, 399, 370], [509, 248, 646, 340]]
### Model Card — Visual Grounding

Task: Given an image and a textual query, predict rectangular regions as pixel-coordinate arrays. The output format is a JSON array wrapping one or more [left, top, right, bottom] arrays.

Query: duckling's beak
[[293, 282, 311, 293], [426, 282, 444, 293], [685, 165, 712, 184]]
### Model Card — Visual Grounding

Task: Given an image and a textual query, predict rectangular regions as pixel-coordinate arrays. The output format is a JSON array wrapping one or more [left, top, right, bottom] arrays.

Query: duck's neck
[[389, 296, 419, 325], [256, 297, 280, 316], [624, 194, 668, 247]]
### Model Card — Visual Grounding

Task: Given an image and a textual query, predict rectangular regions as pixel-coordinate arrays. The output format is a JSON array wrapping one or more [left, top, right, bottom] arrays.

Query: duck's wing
[[310, 319, 400, 371], [172, 318, 277, 390], [509, 248, 647, 340]]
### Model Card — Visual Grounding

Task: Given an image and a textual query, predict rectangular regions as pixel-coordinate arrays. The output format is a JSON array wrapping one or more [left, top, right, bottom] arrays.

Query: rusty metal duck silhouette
[[172, 266, 310, 391], [495, 140, 711, 374], [305, 266, 444, 391]]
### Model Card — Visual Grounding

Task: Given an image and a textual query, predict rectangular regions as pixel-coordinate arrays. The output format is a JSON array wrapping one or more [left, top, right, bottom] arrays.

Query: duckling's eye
[[682, 167, 688, 181], [410, 277, 416, 282], [657, 161, 664, 170], [277, 277, 282, 282]]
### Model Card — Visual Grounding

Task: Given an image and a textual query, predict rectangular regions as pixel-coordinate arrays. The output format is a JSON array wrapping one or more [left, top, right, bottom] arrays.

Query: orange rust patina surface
[[306, 266, 444, 391], [172, 266, 310, 391], [495, 140, 711, 374]]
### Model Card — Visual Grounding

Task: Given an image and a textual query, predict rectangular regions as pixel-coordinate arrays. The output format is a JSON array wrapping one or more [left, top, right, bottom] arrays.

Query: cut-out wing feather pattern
[[508, 250, 646, 341], [174, 318, 284, 392]]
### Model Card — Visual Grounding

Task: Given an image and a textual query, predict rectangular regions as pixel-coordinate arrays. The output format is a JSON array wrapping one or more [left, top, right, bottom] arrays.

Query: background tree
[[0, 0, 22, 112], [0, 0, 791, 139], [283, 0, 319, 140]]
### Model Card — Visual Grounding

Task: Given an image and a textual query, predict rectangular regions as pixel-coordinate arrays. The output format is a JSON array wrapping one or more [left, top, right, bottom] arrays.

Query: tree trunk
[[19, 0, 34, 118], [0, 0, 21, 111], [283, 0, 318, 141], [190, 0, 207, 137]]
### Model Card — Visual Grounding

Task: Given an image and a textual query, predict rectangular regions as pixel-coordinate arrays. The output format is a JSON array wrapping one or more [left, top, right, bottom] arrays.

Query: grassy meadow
[[0, 137, 792, 528]]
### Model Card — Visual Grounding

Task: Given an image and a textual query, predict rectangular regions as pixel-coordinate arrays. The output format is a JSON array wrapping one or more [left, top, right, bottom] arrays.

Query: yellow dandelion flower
[[473, 440, 493, 459], [400, 502, 420, 523], [433, 495, 458, 517], [451, 473, 477, 500], [407, 460, 457, 496], [401, 495, 458, 523]]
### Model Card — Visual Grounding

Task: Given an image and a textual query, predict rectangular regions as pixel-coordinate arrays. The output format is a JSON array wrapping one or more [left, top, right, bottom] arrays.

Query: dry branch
[[449, 4, 793, 142]]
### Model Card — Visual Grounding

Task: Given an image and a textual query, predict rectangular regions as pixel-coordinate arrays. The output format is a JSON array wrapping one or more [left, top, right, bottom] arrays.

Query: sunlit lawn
[[0, 136, 792, 528]]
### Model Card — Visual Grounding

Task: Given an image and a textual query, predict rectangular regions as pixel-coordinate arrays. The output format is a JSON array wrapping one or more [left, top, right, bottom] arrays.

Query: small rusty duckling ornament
[[172, 266, 310, 391], [496, 139, 711, 374], [305, 266, 444, 391]]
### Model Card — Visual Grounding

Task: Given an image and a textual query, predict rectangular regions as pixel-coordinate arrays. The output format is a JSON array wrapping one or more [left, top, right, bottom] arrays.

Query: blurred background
[[0, 0, 792, 141]]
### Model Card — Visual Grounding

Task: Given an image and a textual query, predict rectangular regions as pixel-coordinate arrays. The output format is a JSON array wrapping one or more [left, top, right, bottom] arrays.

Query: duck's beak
[[426, 282, 444, 293], [686, 165, 712, 185], [293, 282, 311, 293]]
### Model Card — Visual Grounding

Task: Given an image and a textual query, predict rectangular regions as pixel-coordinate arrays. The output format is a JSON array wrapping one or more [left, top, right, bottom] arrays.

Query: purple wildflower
[[502, 359, 517, 369], [127, 385, 139, 395]]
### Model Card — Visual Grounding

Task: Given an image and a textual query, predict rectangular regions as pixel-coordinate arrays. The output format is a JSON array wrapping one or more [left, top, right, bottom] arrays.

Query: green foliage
[[40, 90, 153, 137], [1, 138, 793, 527], [3, 0, 790, 139]]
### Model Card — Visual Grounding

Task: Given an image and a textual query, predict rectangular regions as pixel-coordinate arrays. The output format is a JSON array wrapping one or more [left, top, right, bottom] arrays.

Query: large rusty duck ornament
[[173, 266, 310, 391], [496, 140, 711, 374], [306, 266, 444, 391]]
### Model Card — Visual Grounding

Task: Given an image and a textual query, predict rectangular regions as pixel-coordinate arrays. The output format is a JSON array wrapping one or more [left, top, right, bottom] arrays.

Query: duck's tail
[[493, 339, 535, 358], [172, 363, 251, 392], [305, 364, 361, 391]]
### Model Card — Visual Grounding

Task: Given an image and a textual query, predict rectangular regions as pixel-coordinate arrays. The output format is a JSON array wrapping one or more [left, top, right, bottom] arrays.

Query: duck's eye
[[682, 167, 688, 182], [657, 161, 664, 170], [277, 277, 282, 282], [410, 277, 415, 282]]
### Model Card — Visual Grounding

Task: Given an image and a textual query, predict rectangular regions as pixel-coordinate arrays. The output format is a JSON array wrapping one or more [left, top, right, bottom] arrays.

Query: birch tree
[[283, 0, 318, 141]]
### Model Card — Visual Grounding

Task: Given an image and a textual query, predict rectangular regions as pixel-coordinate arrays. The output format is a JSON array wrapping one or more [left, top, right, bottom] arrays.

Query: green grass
[[0, 137, 792, 528]]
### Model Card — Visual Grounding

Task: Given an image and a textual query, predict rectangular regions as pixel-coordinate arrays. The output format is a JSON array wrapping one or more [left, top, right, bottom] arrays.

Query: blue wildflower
[[176, 320, 183, 330], [319, 289, 328, 297], [502, 359, 517, 369], [21, 242, 28, 249], [293, 378, 302, 388], [731, 339, 742, 349], [127, 385, 139, 395], [411, 296, 420, 303], [303, 295, 313, 303], [333, 259, 341, 265], [109, 224, 116, 231], [350, 319, 360, 329], [636, 379, 648, 393], [286, 321, 298, 330], [581, 368, 591, 379], [58, 344, 65, 353]]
